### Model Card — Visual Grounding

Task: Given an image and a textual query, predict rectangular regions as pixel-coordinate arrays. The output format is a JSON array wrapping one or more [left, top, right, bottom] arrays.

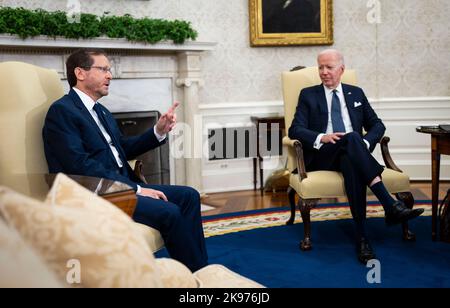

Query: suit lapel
[[68, 89, 107, 141], [315, 85, 329, 131], [342, 84, 357, 128]]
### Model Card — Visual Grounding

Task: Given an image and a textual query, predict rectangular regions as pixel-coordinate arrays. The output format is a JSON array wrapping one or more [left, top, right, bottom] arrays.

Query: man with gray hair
[[289, 49, 424, 264]]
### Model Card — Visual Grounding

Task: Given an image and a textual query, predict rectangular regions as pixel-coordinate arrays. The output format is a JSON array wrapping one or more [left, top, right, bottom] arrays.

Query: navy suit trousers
[[309, 132, 384, 223], [132, 184, 208, 272]]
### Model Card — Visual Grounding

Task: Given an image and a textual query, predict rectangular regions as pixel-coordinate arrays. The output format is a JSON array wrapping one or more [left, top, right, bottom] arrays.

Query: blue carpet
[[157, 214, 450, 288]]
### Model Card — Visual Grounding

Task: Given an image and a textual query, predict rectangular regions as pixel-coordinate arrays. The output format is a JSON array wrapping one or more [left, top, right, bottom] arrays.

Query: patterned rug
[[202, 201, 433, 238]]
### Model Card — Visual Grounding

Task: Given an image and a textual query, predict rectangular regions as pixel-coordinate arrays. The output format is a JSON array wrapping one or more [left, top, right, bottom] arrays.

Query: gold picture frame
[[249, 0, 333, 46]]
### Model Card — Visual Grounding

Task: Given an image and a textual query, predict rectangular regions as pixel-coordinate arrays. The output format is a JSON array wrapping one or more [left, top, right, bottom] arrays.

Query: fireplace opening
[[113, 111, 170, 185]]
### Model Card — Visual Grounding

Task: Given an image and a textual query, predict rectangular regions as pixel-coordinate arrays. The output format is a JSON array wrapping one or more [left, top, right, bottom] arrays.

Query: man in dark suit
[[288, 49, 424, 264], [42, 48, 207, 272]]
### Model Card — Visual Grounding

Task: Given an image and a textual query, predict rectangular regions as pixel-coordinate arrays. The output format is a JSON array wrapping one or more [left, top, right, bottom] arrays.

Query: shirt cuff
[[136, 184, 141, 194], [363, 139, 370, 150], [314, 133, 325, 150], [153, 126, 166, 142]]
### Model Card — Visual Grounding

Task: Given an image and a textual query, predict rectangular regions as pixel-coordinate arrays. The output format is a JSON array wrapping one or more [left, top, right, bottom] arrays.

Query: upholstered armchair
[[0, 61, 163, 252], [281, 67, 415, 251]]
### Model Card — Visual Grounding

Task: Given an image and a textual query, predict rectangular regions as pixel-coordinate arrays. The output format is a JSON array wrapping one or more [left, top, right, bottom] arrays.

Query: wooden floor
[[201, 181, 450, 216]]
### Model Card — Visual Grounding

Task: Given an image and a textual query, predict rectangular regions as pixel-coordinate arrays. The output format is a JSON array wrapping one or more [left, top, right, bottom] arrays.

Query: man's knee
[[181, 186, 201, 204], [343, 132, 366, 146], [344, 131, 362, 141]]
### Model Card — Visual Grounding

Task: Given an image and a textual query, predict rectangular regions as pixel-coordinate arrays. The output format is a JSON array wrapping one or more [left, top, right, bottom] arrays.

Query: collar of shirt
[[73, 87, 96, 111], [323, 83, 343, 97]]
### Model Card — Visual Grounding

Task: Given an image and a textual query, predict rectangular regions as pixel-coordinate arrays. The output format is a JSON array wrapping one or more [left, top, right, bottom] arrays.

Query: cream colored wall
[[2, 0, 449, 103]]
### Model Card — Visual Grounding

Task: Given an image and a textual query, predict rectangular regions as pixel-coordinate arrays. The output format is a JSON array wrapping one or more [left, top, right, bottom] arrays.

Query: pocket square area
[[354, 102, 362, 107]]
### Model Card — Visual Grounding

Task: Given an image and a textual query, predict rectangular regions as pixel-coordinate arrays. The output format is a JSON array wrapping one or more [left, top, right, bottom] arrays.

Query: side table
[[416, 126, 450, 240], [250, 116, 285, 195]]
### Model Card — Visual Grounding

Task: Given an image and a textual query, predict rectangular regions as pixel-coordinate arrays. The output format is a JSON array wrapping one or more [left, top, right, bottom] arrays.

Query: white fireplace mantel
[[0, 34, 216, 52], [0, 34, 216, 192]]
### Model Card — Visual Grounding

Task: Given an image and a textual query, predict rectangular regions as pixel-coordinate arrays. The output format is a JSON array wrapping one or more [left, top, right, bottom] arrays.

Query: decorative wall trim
[[201, 96, 450, 192]]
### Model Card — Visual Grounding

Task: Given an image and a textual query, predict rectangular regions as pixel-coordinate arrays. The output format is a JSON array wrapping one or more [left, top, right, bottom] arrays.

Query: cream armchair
[[282, 67, 415, 250], [0, 61, 163, 252]]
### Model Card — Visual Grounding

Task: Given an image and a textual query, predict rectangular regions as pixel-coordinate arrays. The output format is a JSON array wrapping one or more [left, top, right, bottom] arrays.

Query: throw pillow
[[0, 183, 162, 288], [0, 217, 63, 288]]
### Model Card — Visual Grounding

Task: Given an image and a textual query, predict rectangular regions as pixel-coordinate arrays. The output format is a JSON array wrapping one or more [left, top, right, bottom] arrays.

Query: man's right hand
[[137, 187, 168, 201], [321, 132, 346, 144]]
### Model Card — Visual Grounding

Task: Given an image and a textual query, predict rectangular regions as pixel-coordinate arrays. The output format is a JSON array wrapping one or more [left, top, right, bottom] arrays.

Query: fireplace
[[0, 35, 215, 192], [114, 111, 170, 185]]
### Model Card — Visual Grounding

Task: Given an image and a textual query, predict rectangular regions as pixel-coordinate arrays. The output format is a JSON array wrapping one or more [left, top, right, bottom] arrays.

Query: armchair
[[0, 61, 163, 252], [281, 67, 415, 251]]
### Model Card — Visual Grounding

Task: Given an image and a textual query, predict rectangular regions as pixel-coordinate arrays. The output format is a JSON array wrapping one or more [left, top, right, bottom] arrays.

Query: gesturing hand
[[138, 187, 168, 202], [321, 132, 346, 144], [155, 101, 180, 136]]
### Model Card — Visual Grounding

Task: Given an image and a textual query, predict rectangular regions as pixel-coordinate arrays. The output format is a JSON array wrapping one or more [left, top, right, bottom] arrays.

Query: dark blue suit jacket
[[42, 88, 164, 191], [288, 83, 385, 167]]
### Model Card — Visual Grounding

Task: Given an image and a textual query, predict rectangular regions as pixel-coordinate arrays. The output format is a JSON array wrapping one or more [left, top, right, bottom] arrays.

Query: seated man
[[42, 48, 207, 272], [288, 49, 424, 264]]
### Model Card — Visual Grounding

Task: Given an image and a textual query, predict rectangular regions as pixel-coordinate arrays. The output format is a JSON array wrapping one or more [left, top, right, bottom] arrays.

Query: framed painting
[[249, 0, 333, 46]]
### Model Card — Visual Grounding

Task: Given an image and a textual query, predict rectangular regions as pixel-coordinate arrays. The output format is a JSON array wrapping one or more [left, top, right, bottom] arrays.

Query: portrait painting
[[249, 0, 333, 46]]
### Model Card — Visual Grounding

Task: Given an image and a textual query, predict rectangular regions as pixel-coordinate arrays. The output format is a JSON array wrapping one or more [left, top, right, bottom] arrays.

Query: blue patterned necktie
[[331, 89, 345, 133]]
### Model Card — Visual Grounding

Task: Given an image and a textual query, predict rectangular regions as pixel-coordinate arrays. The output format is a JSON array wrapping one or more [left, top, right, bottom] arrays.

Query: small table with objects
[[250, 116, 285, 195], [416, 125, 450, 240]]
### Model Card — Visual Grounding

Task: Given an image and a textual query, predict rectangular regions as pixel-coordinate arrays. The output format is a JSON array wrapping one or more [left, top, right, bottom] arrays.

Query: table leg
[[253, 157, 257, 191], [259, 156, 264, 195], [431, 144, 440, 241]]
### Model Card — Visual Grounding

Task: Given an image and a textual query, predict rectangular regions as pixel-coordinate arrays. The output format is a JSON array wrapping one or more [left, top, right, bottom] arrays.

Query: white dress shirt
[[313, 83, 370, 150]]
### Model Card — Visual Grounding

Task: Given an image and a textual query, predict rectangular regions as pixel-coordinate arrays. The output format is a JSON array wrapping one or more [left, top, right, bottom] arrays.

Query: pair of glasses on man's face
[[81, 66, 112, 74]]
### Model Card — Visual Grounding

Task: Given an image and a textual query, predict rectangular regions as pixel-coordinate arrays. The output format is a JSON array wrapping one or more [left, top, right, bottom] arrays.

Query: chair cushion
[[290, 168, 410, 199], [0, 176, 162, 288], [193, 264, 265, 288], [0, 218, 63, 288], [133, 222, 165, 252], [155, 258, 199, 288]]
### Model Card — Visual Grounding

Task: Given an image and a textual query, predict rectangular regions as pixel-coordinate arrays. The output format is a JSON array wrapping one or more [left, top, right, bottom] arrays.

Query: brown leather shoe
[[385, 201, 424, 226]]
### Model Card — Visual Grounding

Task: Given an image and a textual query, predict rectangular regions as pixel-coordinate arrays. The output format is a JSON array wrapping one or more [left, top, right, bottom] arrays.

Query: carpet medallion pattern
[[203, 202, 432, 238]]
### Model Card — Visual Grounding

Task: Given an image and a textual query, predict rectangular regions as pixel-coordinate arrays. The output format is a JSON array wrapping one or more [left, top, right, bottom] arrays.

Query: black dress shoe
[[357, 238, 376, 264], [385, 201, 424, 226]]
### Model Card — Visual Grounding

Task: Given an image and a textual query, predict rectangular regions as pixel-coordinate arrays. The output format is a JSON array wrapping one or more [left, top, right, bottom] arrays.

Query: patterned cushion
[[155, 258, 199, 288], [194, 265, 265, 288], [0, 178, 162, 288], [0, 218, 63, 288]]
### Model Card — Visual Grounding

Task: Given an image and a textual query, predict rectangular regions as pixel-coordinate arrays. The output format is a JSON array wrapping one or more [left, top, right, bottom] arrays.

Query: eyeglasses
[[81, 66, 112, 74]]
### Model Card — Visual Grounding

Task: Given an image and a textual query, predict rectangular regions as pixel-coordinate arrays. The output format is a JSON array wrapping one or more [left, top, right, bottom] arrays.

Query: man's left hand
[[156, 101, 179, 135]]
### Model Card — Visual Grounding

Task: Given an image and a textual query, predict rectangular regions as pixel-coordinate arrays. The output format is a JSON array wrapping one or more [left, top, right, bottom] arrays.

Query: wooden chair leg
[[286, 187, 296, 225], [396, 192, 416, 241], [299, 199, 319, 251]]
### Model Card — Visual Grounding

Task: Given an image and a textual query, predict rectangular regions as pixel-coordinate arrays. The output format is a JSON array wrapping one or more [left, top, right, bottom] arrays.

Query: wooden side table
[[250, 116, 285, 195], [45, 174, 137, 217], [416, 126, 450, 240]]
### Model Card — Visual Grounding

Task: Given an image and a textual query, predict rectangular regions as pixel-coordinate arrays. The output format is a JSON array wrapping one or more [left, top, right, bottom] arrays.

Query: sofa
[[0, 173, 264, 288]]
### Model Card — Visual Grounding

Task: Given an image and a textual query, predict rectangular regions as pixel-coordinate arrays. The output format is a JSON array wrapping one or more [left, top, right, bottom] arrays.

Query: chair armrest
[[380, 136, 403, 173], [132, 160, 148, 184], [283, 136, 308, 181], [282, 136, 297, 147]]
